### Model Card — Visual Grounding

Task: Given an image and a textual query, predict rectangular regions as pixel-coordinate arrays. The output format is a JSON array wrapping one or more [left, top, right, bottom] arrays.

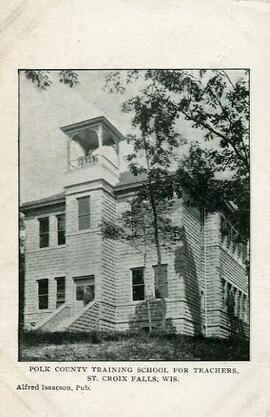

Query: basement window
[[39, 217, 49, 248], [153, 264, 168, 299], [55, 277, 65, 308], [38, 279, 49, 309], [132, 268, 145, 301], [78, 196, 90, 230]]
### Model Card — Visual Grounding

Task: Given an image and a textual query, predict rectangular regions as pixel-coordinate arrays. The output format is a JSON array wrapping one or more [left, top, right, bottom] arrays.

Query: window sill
[[66, 228, 100, 237], [26, 245, 66, 254], [131, 297, 169, 303]]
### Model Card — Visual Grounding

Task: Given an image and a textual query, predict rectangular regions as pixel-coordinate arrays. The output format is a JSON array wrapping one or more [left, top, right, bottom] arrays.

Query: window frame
[[73, 275, 95, 305], [131, 267, 145, 301], [56, 213, 66, 245], [37, 278, 49, 310], [55, 276, 66, 308], [77, 195, 90, 230], [38, 217, 49, 248]]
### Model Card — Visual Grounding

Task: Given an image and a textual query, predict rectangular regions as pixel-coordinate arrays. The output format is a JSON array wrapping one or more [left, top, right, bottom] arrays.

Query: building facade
[[21, 116, 249, 338]]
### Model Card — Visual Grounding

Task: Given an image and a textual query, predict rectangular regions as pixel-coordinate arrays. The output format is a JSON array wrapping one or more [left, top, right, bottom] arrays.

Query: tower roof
[[61, 116, 125, 154]]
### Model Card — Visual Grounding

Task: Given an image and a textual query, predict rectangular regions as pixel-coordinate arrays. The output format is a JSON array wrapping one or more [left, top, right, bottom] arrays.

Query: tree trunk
[[143, 141, 165, 330]]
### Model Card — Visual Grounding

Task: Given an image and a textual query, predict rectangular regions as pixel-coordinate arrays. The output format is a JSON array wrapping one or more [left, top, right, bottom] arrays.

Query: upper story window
[[78, 196, 90, 230], [153, 264, 168, 299], [38, 279, 49, 309], [39, 217, 49, 248], [57, 214, 65, 245], [132, 268, 145, 301]]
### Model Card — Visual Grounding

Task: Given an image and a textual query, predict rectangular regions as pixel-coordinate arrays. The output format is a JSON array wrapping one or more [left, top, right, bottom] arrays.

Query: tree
[[106, 69, 249, 241], [101, 89, 183, 331], [24, 70, 79, 89]]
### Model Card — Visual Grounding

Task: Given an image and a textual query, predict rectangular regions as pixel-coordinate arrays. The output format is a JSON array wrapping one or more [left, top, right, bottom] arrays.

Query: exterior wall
[[100, 190, 118, 330], [203, 212, 223, 337], [113, 197, 206, 336], [24, 206, 66, 329], [217, 238, 249, 339], [204, 213, 249, 338], [64, 182, 103, 318], [22, 183, 249, 338]]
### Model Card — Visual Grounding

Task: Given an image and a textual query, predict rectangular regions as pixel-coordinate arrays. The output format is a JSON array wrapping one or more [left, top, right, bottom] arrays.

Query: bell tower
[[60, 117, 124, 318], [61, 116, 124, 187]]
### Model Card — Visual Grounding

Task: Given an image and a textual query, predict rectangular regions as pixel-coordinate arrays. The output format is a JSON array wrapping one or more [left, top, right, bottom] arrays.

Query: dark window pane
[[39, 218, 49, 248], [38, 279, 48, 294], [132, 269, 144, 285], [57, 214, 65, 231], [40, 234, 49, 248], [76, 286, 84, 301], [132, 268, 144, 301], [38, 279, 48, 309], [78, 197, 90, 230], [75, 276, 95, 304], [39, 217, 49, 233], [78, 196, 90, 215], [58, 230, 65, 245], [56, 277, 65, 308], [133, 285, 144, 301], [39, 295, 48, 309], [84, 285, 94, 305], [56, 277, 65, 289], [57, 215, 65, 245], [79, 215, 90, 230]]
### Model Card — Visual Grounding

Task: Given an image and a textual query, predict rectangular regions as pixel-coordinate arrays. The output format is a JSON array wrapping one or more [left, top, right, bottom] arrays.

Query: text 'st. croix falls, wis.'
[[19, 69, 250, 361]]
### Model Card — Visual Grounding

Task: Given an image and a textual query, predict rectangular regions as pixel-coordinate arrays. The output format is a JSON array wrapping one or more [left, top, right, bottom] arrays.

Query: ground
[[19, 330, 249, 361]]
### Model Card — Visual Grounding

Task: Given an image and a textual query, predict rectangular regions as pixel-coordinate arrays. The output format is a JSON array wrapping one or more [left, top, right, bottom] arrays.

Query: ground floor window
[[153, 264, 168, 299], [37, 279, 48, 309], [55, 277, 65, 308], [131, 268, 145, 301], [74, 276, 95, 306]]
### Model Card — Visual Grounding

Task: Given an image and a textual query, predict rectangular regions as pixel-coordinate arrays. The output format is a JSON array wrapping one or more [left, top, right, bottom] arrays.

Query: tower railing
[[69, 154, 99, 170]]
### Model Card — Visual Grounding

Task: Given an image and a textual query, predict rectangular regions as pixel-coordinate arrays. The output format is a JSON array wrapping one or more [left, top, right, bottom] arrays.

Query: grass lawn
[[19, 330, 249, 361]]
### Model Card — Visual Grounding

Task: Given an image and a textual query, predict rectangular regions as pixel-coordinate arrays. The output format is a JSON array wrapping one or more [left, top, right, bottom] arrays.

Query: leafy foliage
[[24, 70, 79, 90], [105, 69, 249, 241], [103, 74, 186, 266]]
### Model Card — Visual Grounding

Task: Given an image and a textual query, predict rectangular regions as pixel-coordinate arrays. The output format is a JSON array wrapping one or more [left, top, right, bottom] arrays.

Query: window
[[234, 290, 241, 317], [78, 196, 90, 230], [242, 294, 248, 322], [220, 216, 227, 238], [153, 264, 168, 299], [200, 290, 205, 311], [38, 279, 48, 309], [57, 214, 65, 245], [132, 268, 145, 301], [39, 217, 49, 248], [222, 279, 227, 308], [130, 200, 144, 237], [55, 277, 65, 308], [75, 276, 95, 306]]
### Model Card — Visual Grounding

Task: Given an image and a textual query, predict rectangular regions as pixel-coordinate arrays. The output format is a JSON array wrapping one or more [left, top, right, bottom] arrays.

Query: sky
[[19, 70, 243, 203]]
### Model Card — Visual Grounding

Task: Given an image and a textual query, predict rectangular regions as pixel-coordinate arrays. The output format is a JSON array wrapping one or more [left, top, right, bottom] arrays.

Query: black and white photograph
[[19, 69, 250, 361]]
